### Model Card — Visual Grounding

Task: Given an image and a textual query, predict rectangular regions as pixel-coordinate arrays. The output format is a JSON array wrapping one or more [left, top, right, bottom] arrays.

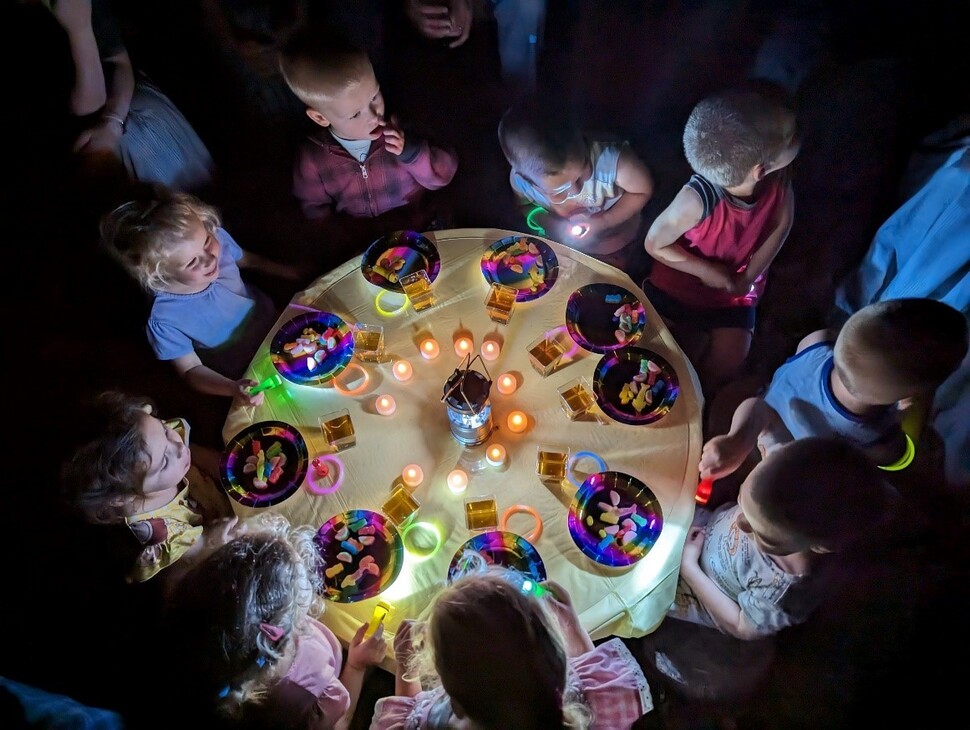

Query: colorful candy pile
[[585, 489, 650, 552], [282, 325, 340, 371], [323, 516, 394, 595], [373, 253, 408, 283], [498, 238, 546, 292], [242, 439, 287, 490], [618, 358, 665, 412]]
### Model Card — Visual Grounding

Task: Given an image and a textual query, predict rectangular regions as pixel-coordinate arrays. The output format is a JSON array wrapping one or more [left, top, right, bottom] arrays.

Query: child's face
[[305, 64, 385, 142], [530, 156, 592, 205], [138, 413, 192, 497], [737, 460, 807, 557], [161, 215, 222, 294]]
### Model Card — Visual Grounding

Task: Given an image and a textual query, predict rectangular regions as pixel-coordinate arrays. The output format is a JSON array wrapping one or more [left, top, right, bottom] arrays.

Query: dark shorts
[[642, 281, 757, 332]]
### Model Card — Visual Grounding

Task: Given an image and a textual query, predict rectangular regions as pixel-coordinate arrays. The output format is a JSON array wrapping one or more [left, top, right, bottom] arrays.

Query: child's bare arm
[[591, 148, 654, 232], [336, 623, 387, 730], [732, 183, 794, 294], [173, 353, 264, 405], [643, 188, 734, 290], [699, 397, 779, 479]]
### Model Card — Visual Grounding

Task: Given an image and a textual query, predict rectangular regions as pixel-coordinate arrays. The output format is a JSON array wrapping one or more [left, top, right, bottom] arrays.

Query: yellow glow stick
[[365, 601, 391, 638]]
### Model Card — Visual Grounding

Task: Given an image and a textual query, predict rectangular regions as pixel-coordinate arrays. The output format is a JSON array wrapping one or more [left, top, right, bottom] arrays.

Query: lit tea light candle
[[481, 338, 501, 361], [392, 359, 413, 382], [375, 394, 397, 416], [447, 469, 468, 494], [496, 373, 517, 395], [485, 443, 507, 467], [507, 411, 528, 433], [420, 338, 440, 360], [402, 464, 424, 488], [454, 336, 474, 357]]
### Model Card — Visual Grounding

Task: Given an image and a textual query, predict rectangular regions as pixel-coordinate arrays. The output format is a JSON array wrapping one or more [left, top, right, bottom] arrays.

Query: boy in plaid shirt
[[280, 28, 458, 261]]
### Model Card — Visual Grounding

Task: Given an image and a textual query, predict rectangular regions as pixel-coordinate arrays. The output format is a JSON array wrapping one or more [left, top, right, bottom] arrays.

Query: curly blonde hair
[[100, 187, 221, 292], [404, 565, 592, 729], [164, 513, 326, 718]]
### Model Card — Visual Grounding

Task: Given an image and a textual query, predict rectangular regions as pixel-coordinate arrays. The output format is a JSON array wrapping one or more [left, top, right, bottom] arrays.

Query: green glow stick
[[248, 373, 283, 395]]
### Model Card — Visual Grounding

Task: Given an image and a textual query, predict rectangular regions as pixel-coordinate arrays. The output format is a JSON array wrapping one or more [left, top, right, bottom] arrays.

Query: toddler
[[60, 391, 237, 586], [101, 188, 300, 404], [279, 27, 458, 257], [371, 568, 653, 729], [164, 513, 386, 728], [498, 93, 655, 278], [700, 298, 969, 478], [643, 86, 799, 396], [674, 437, 897, 640]]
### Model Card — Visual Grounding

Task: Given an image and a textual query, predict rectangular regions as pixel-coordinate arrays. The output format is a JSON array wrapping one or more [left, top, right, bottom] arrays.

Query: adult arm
[[643, 187, 735, 290], [51, 0, 106, 114], [237, 249, 302, 282], [404, 0, 473, 48]]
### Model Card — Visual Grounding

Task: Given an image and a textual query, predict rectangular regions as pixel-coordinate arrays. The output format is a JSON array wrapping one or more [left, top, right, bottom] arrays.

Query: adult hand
[[381, 115, 406, 156], [347, 621, 388, 671], [50, 0, 92, 34], [696, 263, 736, 292], [405, 0, 473, 48], [698, 434, 748, 480]]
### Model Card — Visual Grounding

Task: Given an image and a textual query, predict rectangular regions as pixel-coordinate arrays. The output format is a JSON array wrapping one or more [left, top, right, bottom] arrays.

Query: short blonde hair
[[278, 27, 373, 109], [100, 189, 221, 292], [683, 87, 794, 186]]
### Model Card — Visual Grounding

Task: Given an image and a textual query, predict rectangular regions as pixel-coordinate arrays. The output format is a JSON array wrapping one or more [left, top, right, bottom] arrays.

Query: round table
[[222, 228, 703, 664]]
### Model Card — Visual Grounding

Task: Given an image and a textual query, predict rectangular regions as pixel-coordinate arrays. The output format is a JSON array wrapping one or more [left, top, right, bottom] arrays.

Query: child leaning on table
[[643, 85, 799, 397], [498, 92, 655, 281], [699, 298, 970, 479], [163, 513, 387, 729], [371, 566, 654, 730], [60, 391, 238, 588], [673, 437, 898, 640], [101, 187, 301, 406], [279, 27, 458, 260]]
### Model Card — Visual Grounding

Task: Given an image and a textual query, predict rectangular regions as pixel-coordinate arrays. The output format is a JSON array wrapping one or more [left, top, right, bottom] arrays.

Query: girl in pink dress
[[165, 513, 387, 729], [371, 569, 654, 730]]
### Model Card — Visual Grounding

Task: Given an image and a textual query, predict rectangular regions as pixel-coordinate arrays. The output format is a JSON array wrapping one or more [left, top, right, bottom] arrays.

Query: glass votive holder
[[464, 494, 499, 532], [353, 322, 385, 362], [400, 269, 436, 312], [319, 408, 357, 451], [536, 446, 570, 483], [382, 484, 421, 527], [484, 282, 518, 325], [557, 376, 595, 420], [527, 332, 567, 377]]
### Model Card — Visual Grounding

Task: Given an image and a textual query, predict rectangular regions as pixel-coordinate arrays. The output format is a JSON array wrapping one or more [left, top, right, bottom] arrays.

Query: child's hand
[[680, 525, 706, 571], [234, 379, 266, 407], [381, 116, 406, 156], [201, 516, 240, 554], [347, 621, 387, 671], [699, 434, 749, 480], [393, 619, 420, 664]]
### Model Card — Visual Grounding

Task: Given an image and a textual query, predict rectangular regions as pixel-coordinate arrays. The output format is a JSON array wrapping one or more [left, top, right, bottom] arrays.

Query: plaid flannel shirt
[[292, 129, 458, 221]]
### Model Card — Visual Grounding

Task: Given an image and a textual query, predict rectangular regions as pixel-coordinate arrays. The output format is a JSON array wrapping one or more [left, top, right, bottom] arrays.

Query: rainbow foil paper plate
[[447, 530, 547, 584], [592, 347, 679, 425], [565, 283, 646, 353], [568, 471, 663, 567], [221, 421, 309, 508], [361, 231, 441, 292], [315, 509, 404, 603], [481, 235, 559, 302], [270, 311, 354, 386]]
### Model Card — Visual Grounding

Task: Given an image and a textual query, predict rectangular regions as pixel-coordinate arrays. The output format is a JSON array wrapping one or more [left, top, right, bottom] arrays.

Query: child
[[101, 187, 300, 404], [371, 569, 653, 729], [60, 391, 238, 586], [699, 298, 969, 479], [643, 86, 799, 397], [279, 27, 459, 258], [498, 93, 655, 278], [164, 513, 387, 728], [674, 437, 897, 640]]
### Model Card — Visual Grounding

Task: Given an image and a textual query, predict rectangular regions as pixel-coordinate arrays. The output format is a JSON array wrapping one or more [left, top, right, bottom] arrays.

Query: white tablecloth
[[223, 228, 702, 663]]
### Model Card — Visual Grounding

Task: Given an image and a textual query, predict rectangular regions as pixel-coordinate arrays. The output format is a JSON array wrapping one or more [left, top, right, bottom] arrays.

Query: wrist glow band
[[332, 363, 370, 396], [567, 451, 608, 488], [525, 205, 547, 236], [306, 455, 344, 495], [401, 520, 443, 561], [500, 504, 543, 543], [374, 289, 410, 317], [879, 433, 916, 472]]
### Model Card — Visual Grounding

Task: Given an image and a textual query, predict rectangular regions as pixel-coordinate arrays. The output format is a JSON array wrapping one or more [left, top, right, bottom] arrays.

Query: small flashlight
[[568, 215, 590, 238]]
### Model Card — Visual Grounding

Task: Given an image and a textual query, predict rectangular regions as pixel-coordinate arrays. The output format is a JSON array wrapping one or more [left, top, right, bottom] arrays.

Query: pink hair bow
[[259, 623, 285, 642]]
